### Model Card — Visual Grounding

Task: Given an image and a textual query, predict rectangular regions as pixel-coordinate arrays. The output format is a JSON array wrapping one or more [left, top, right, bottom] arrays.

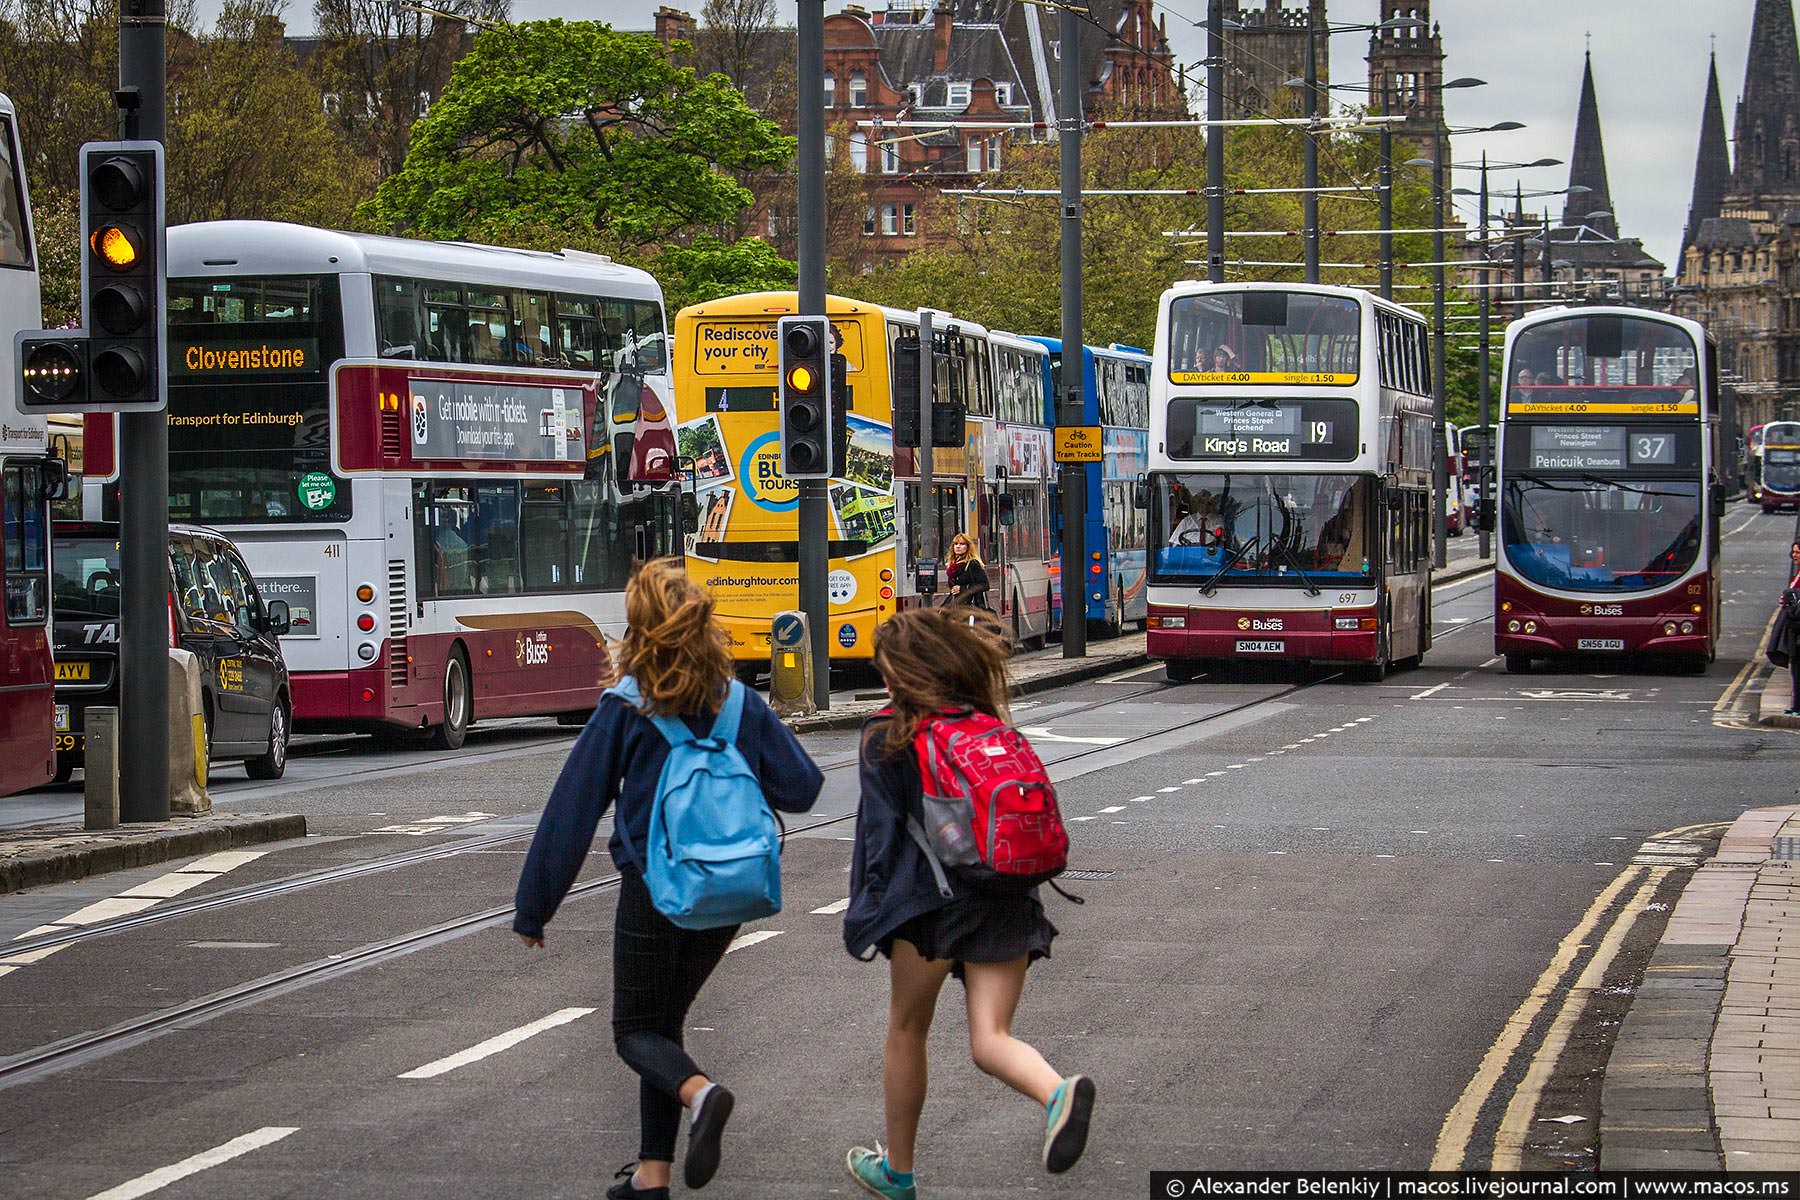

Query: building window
[[903, 204, 916, 236], [864, 206, 877, 236], [881, 139, 900, 174], [994, 83, 1011, 105], [908, 83, 924, 106], [881, 204, 899, 236], [823, 72, 835, 107], [947, 81, 971, 107], [849, 71, 868, 108], [850, 131, 869, 172], [767, 208, 778, 239], [988, 135, 1002, 172], [966, 137, 983, 173]]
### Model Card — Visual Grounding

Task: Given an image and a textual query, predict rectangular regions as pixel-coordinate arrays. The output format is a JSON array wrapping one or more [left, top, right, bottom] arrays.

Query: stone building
[[1671, 0, 1800, 430]]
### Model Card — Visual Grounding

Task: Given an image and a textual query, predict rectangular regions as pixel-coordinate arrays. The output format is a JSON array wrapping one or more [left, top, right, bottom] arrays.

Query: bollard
[[168, 648, 211, 815], [768, 610, 815, 717], [84, 707, 120, 830]]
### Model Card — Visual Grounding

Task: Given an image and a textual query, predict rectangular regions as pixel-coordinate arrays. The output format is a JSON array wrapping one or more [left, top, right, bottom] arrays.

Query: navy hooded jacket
[[842, 715, 962, 960], [513, 686, 823, 940]]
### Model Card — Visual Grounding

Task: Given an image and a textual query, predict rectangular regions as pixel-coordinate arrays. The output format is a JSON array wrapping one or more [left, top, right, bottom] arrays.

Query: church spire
[[1731, 0, 1800, 201], [1684, 53, 1731, 252], [1562, 50, 1617, 238]]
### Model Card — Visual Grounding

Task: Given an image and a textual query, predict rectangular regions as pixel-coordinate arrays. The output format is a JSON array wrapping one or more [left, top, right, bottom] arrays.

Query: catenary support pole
[[1206, 0, 1224, 284], [796, 0, 830, 708], [1431, 128, 1448, 569], [1303, 9, 1319, 284], [1378, 90, 1393, 298], [1059, 1, 1086, 657], [1477, 154, 1492, 559], [118, 0, 169, 821]]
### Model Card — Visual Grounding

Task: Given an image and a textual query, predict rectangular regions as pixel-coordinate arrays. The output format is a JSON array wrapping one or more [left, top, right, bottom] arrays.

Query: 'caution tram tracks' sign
[[1054, 425, 1104, 463]]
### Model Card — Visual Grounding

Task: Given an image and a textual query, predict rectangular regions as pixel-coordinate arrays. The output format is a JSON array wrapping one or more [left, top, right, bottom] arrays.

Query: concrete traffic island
[[0, 812, 306, 896]]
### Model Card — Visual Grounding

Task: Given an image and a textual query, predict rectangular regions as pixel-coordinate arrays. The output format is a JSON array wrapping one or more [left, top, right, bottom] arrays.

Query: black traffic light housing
[[888, 331, 965, 449], [777, 314, 835, 479]]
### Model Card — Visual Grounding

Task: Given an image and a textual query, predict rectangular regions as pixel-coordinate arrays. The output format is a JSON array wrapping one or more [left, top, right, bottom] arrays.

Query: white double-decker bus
[[84, 221, 681, 747], [1143, 283, 1435, 682]]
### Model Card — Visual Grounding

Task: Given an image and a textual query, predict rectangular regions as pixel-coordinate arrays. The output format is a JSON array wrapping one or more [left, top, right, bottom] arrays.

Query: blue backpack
[[608, 676, 782, 930]]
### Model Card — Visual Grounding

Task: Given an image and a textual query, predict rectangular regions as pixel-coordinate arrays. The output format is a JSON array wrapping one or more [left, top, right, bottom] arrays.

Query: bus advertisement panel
[[1495, 308, 1719, 672]]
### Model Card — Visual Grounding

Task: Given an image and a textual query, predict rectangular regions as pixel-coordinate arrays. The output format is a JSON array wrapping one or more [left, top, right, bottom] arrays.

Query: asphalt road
[[0, 510, 1787, 1195]]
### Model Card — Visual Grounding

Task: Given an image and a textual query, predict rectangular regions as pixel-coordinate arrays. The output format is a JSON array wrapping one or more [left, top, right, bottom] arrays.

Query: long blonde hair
[[948, 530, 983, 567], [872, 606, 1011, 755], [616, 558, 733, 717]]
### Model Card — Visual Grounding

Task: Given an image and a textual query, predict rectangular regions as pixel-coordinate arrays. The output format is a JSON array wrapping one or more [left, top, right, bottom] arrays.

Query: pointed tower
[[1683, 54, 1732, 253], [1730, 0, 1800, 203], [1365, 0, 1445, 144], [1561, 52, 1617, 239]]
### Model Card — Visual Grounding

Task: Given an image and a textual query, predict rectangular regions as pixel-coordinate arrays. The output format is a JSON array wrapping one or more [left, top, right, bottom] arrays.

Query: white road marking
[[1098, 805, 1126, 814], [119, 873, 221, 900], [1097, 665, 1163, 683], [399, 1008, 596, 1080], [13, 924, 63, 941], [1726, 511, 1761, 537], [1183, 778, 1204, 785], [0, 944, 70, 966], [181, 850, 269, 872], [810, 899, 850, 915], [1017, 726, 1128, 746], [1481, 657, 1501, 668], [1158, 786, 1182, 793], [1226, 763, 1246, 769], [54, 898, 160, 926], [1071, 815, 1097, 822], [85, 1126, 299, 1200], [1131, 795, 1154, 802], [1205, 770, 1227, 777], [725, 930, 784, 954]]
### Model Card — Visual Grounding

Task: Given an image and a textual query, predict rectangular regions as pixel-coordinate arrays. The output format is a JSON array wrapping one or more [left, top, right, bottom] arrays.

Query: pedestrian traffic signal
[[15, 336, 88, 409], [778, 315, 835, 479], [80, 141, 165, 411]]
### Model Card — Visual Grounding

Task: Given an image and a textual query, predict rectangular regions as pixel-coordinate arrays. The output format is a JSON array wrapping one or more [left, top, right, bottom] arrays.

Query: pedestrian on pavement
[[1771, 539, 1800, 716], [513, 557, 823, 1199], [841, 607, 1094, 1199], [944, 532, 991, 611]]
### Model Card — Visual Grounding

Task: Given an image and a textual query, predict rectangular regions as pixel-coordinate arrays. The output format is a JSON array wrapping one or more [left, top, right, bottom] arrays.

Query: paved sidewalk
[[1602, 804, 1800, 1170], [0, 811, 306, 896]]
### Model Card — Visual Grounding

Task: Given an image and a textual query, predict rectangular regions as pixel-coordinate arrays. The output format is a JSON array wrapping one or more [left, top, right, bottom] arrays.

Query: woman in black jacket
[[1773, 540, 1800, 716], [841, 607, 1093, 1199], [944, 532, 991, 610], [514, 559, 823, 1199]]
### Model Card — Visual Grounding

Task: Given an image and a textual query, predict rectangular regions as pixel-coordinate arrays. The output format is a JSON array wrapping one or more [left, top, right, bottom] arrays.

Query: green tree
[[360, 19, 793, 250], [653, 234, 795, 313]]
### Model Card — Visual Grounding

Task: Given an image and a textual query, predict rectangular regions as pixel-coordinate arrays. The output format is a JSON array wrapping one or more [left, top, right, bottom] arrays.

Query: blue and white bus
[[1028, 338, 1151, 635]]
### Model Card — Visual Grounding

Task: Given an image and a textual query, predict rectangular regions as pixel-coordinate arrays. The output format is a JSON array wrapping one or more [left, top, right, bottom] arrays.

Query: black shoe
[[683, 1084, 735, 1189], [607, 1164, 669, 1200]]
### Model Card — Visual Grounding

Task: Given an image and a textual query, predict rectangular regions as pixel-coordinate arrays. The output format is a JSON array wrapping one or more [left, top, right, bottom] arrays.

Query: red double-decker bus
[[1495, 306, 1720, 674]]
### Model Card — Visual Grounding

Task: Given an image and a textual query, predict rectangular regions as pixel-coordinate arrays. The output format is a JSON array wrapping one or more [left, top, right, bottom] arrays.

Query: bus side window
[[467, 291, 511, 365], [3, 464, 49, 624], [424, 285, 465, 363], [376, 277, 421, 359], [512, 290, 551, 366], [556, 297, 598, 369]]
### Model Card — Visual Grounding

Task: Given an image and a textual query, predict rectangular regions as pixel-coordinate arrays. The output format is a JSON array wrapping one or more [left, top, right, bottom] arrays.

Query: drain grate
[[1773, 836, 1800, 861], [1061, 868, 1117, 881]]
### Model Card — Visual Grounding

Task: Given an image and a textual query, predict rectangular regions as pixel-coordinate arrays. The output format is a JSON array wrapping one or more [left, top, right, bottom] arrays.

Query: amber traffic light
[[79, 142, 165, 411], [777, 315, 834, 479]]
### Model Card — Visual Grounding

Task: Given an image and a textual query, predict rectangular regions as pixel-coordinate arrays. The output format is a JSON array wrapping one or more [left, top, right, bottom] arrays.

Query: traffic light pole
[[1057, 2, 1086, 658], [118, 0, 168, 821], [796, 0, 829, 709]]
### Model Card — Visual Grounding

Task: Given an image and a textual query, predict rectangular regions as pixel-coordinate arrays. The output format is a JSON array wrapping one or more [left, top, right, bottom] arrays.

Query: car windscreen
[[52, 536, 122, 619]]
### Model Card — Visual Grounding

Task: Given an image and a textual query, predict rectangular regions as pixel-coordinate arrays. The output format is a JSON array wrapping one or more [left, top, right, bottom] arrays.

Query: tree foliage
[[653, 234, 795, 314], [361, 19, 793, 249]]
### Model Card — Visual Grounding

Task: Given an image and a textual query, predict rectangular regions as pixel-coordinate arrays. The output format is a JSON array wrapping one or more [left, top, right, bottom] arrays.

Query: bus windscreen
[[1507, 315, 1699, 415], [1167, 291, 1360, 385]]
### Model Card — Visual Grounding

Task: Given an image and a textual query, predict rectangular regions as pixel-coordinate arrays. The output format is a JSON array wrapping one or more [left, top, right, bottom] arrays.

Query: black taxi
[[51, 522, 293, 782]]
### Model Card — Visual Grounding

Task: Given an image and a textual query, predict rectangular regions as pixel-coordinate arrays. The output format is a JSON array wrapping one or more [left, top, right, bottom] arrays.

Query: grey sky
[[229, 1, 1767, 271]]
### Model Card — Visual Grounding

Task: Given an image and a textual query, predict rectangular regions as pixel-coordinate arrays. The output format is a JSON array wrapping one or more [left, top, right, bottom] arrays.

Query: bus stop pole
[[796, 0, 830, 710], [118, 0, 170, 821], [1058, 1, 1087, 658]]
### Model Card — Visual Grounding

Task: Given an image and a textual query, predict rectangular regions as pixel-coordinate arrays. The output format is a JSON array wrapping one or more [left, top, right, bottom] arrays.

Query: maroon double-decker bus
[[1495, 307, 1720, 674]]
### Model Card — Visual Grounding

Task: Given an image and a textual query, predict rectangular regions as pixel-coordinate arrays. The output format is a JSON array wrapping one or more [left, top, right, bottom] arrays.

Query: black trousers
[[612, 864, 739, 1161], [1789, 655, 1800, 711]]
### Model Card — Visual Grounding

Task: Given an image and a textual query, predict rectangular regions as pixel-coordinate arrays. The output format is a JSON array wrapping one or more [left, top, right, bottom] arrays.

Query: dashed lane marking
[[1017, 726, 1129, 746], [725, 930, 784, 953], [371, 811, 498, 836], [810, 898, 850, 915], [85, 1126, 299, 1200], [398, 1007, 597, 1080], [1098, 805, 1126, 814]]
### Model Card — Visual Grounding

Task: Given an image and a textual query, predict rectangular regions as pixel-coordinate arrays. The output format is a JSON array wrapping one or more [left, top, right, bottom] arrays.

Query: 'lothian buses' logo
[[1237, 616, 1283, 631], [515, 631, 551, 667]]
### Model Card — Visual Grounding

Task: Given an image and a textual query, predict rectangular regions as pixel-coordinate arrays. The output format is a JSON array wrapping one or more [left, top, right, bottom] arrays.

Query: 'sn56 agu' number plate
[[1235, 640, 1285, 654], [1577, 638, 1626, 651]]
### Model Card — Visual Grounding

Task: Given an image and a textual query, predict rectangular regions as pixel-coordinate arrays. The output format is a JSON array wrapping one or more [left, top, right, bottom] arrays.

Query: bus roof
[[676, 290, 991, 338], [1156, 280, 1423, 324], [166, 221, 662, 299]]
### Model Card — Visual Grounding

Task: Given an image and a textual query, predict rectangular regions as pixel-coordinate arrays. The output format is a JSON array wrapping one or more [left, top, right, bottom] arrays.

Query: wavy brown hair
[[871, 606, 1012, 755], [616, 557, 733, 717]]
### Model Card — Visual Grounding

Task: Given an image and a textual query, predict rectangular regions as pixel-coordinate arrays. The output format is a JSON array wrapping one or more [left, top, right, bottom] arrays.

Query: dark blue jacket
[[843, 715, 961, 959], [513, 686, 823, 939]]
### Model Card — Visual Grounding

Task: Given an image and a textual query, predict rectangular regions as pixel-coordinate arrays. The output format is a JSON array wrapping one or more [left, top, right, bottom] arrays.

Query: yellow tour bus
[[672, 291, 1057, 668]]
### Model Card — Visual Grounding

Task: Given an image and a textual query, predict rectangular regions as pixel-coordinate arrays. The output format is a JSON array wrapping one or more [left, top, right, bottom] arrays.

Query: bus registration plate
[[1235, 640, 1285, 654], [1577, 638, 1626, 651]]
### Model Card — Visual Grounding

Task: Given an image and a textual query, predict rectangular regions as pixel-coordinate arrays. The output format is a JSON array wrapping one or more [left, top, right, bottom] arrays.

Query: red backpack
[[907, 708, 1069, 894]]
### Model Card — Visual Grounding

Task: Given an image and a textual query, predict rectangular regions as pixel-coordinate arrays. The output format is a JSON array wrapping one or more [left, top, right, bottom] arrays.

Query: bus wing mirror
[[1479, 498, 1496, 528], [40, 457, 70, 501], [998, 494, 1016, 527], [1133, 479, 1150, 510]]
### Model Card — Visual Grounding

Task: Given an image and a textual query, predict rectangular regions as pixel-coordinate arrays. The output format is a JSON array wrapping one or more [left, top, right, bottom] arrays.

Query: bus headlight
[[1507, 620, 1521, 632], [1335, 617, 1359, 630], [1681, 621, 1695, 634], [1523, 621, 1538, 634], [1664, 623, 1678, 636], [357, 642, 378, 662]]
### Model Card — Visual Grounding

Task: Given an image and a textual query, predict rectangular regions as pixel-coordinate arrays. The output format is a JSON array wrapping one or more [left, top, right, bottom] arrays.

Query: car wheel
[[428, 650, 470, 750], [245, 698, 290, 780], [52, 759, 74, 786]]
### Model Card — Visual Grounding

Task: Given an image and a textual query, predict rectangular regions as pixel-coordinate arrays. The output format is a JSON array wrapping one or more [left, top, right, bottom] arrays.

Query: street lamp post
[[1477, 152, 1491, 558], [1206, 0, 1224, 284], [1303, 10, 1319, 282], [1432, 128, 1447, 567]]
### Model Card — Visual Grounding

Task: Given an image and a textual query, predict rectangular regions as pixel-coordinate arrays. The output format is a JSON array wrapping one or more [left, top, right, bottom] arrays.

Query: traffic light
[[16, 334, 88, 410], [81, 141, 164, 411], [777, 315, 834, 479]]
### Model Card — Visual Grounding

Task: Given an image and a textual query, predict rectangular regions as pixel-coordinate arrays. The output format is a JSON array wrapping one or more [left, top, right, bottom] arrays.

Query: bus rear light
[[1507, 620, 1521, 632], [1090, 552, 1101, 561], [1359, 617, 1379, 631], [356, 583, 376, 603], [1091, 592, 1102, 601], [1335, 617, 1359, 630], [361, 688, 375, 702], [1500, 601, 1513, 613], [1089, 564, 1102, 575], [357, 642, 377, 661], [1692, 604, 1703, 614], [1681, 621, 1695, 634], [1149, 615, 1186, 629], [356, 614, 376, 632], [880, 586, 894, 599], [880, 569, 893, 582]]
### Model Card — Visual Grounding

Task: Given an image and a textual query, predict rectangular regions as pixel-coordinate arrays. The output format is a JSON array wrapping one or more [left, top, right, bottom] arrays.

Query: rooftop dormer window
[[850, 71, 868, 108], [947, 81, 971, 107]]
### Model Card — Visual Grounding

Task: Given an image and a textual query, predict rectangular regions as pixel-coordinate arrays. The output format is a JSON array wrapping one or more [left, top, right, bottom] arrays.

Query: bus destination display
[[1167, 398, 1357, 461], [408, 378, 587, 464], [1524, 425, 1686, 471]]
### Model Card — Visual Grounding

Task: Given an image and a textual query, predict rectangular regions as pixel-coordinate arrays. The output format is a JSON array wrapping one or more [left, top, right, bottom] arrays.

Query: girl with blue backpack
[[514, 558, 822, 1199], [841, 607, 1095, 1199]]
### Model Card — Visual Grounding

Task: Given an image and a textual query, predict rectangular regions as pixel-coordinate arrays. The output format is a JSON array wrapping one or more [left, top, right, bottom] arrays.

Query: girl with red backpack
[[841, 607, 1094, 1199]]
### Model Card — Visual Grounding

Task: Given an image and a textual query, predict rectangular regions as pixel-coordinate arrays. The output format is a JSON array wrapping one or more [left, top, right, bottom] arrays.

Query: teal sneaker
[[846, 1145, 917, 1200], [1043, 1074, 1096, 1173]]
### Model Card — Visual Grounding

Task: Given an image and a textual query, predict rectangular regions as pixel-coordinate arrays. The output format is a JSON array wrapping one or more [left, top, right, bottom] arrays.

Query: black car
[[51, 521, 293, 783]]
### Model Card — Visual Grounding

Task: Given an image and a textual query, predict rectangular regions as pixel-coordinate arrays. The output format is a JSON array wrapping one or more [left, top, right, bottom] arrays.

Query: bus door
[[904, 482, 965, 605], [1, 458, 54, 796], [980, 473, 1011, 620]]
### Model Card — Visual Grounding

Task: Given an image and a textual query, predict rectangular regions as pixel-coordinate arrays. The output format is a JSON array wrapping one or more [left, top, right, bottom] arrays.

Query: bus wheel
[[1682, 656, 1710, 676], [1351, 657, 1388, 683], [1503, 652, 1532, 674], [429, 651, 470, 750], [1165, 658, 1204, 683]]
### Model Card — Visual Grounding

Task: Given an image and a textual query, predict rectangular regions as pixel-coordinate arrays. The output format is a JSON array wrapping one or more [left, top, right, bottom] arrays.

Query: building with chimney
[[1672, 0, 1800, 429], [1215, 1, 1328, 117]]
